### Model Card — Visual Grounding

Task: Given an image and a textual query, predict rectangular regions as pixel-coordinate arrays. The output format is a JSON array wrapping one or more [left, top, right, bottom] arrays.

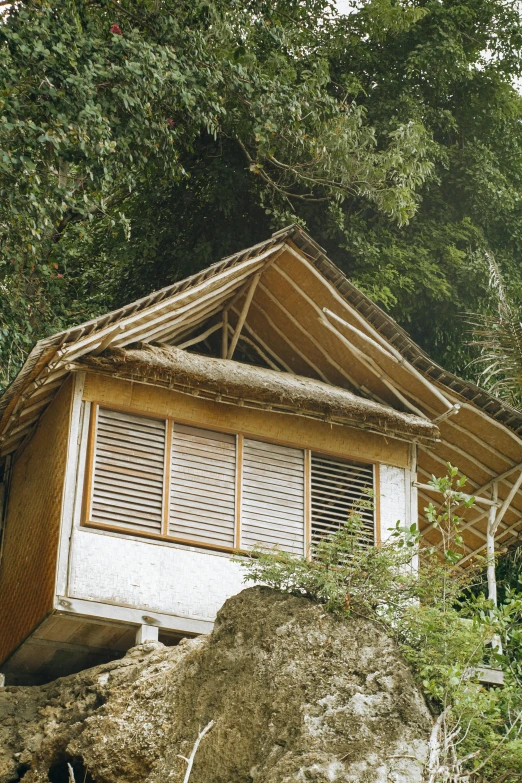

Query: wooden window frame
[[82, 401, 381, 555]]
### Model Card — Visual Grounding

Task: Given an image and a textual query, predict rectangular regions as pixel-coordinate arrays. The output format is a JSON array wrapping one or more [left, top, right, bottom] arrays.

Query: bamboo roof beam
[[221, 311, 228, 359], [233, 331, 282, 372], [258, 282, 364, 393], [269, 266, 368, 394], [249, 299, 331, 383], [152, 299, 228, 347], [417, 454, 517, 537], [91, 325, 124, 356], [283, 242, 454, 413], [231, 314, 294, 374], [49, 245, 284, 363], [319, 316, 426, 418], [177, 321, 223, 350], [227, 272, 262, 360], [115, 266, 265, 348], [322, 307, 453, 413], [414, 482, 500, 507], [491, 471, 522, 536], [458, 515, 522, 566]]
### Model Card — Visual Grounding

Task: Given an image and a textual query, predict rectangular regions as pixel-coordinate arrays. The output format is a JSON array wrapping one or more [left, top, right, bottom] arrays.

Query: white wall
[[379, 464, 409, 543], [68, 528, 247, 625]]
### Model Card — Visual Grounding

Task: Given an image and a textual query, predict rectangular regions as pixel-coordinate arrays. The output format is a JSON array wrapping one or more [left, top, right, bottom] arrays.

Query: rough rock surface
[[0, 587, 432, 783]]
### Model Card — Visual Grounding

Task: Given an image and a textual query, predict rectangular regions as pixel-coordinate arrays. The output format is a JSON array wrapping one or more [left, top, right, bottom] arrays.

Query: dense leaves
[[1, 0, 522, 389], [0, 0, 436, 387]]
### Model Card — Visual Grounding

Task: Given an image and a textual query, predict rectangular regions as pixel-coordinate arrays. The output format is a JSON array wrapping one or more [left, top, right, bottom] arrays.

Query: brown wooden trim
[[81, 403, 98, 527], [82, 520, 246, 555], [162, 418, 173, 536], [235, 433, 243, 549], [304, 448, 312, 560], [374, 462, 381, 547], [86, 399, 380, 467]]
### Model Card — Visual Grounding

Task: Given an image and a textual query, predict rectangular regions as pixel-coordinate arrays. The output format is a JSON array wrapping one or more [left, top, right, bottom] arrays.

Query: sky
[[335, 0, 354, 13]]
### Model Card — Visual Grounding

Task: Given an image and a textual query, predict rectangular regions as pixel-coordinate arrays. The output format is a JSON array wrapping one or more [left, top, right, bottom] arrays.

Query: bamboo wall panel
[[311, 454, 375, 547], [0, 377, 73, 664], [241, 438, 305, 555], [91, 408, 165, 534], [169, 423, 236, 547], [82, 375, 411, 469]]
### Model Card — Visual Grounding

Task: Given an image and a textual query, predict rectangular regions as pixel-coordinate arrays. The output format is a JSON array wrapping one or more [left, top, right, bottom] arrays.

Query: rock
[[0, 587, 432, 783]]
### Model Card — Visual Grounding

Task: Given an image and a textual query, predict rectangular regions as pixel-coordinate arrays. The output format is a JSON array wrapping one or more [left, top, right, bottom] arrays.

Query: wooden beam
[[458, 516, 522, 566], [227, 273, 262, 359], [413, 482, 500, 508], [487, 482, 499, 607], [250, 300, 330, 382], [320, 316, 426, 418], [323, 307, 454, 413], [221, 311, 228, 359], [229, 326, 281, 371], [53, 244, 285, 362], [231, 313, 294, 373], [91, 325, 123, 356], [492, 470, 522, 535], [260, 274, 363, 393], [177, 321, 223, 350]]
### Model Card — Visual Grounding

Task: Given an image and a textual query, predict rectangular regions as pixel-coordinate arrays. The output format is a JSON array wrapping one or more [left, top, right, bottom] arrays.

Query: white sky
[[335, 0, 354, 14]]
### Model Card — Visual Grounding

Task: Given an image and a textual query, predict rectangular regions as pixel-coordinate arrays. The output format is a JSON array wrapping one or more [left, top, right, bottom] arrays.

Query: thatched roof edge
[[78, 345, 440, 443]]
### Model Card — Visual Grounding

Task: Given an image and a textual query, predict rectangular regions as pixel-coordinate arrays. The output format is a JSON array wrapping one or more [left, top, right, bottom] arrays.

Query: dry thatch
[[78, 344, 439, 443]]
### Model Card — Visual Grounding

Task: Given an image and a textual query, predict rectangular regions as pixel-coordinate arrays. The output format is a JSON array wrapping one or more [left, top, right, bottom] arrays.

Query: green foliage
[[0, 0, 435, 389], [240, 465, 522, 781], [469, 252, 522, 408], [3, 0, 522, 389]]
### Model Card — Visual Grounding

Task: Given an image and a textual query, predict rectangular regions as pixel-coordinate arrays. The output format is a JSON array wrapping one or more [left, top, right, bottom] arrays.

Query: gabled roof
[[1, 225, 522, 563]]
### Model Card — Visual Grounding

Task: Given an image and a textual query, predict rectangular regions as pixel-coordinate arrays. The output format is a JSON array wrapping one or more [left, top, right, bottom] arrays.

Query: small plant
[[240, 464, 522, 782]]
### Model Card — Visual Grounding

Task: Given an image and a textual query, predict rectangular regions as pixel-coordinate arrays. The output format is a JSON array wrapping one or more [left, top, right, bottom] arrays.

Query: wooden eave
[[1, 224, 522, 563]]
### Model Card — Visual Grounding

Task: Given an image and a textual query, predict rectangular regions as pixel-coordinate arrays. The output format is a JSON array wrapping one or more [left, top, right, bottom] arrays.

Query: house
[[0, 225, 521, 685]]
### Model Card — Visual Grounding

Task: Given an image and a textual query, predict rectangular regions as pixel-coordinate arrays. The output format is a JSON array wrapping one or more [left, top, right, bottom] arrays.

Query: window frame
[[81, 401, 381, 554]]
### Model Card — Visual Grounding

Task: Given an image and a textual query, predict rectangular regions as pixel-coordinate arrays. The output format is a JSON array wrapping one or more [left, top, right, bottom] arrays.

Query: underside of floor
[[0, 613, 190, 685]]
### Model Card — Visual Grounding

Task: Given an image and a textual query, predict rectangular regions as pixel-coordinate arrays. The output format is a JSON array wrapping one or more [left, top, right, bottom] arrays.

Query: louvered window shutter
[[91, 408, 166, 534], [169, 423, 236, 548], [311, 454, 375, 547], [241, 439, 305, 555]]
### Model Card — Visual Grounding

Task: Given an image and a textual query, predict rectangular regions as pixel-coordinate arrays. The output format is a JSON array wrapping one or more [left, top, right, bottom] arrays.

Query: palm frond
[[468, 252, 522, 408]]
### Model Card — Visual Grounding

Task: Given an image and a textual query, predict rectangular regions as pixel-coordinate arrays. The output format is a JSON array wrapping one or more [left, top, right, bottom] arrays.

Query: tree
[[2, 0, 522, 390], [0, 0, 434, 389], [58, 0, 522, 380]]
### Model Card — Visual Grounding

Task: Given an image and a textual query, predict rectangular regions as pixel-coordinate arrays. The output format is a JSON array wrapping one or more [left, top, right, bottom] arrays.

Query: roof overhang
[[1, 224, 522, 564]]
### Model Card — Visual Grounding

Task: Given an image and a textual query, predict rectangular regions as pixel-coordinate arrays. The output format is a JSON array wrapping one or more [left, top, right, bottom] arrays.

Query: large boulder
[[0, 587, 432, 783]]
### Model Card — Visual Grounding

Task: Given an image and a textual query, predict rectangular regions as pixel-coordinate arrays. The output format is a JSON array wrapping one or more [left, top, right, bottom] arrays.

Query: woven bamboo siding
[[311, 454, 375, 547], [0, 377, 73, 665], [241, 439, 305, 555], [91, 408, 165, 535], [170, 424, 236, 547]]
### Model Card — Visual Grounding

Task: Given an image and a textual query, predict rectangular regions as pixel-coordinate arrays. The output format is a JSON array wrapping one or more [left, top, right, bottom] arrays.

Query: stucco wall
[[0, 378, 73, 664], [379, 464, 409, 543], [68, 528, 246, 624]]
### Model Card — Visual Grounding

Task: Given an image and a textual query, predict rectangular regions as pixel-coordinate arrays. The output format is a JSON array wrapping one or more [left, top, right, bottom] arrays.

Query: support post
[[221, 310, 228, 359], [135, 625, 159, 645], [227, 272, 261, 360], [487, 482, 499, 609]]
